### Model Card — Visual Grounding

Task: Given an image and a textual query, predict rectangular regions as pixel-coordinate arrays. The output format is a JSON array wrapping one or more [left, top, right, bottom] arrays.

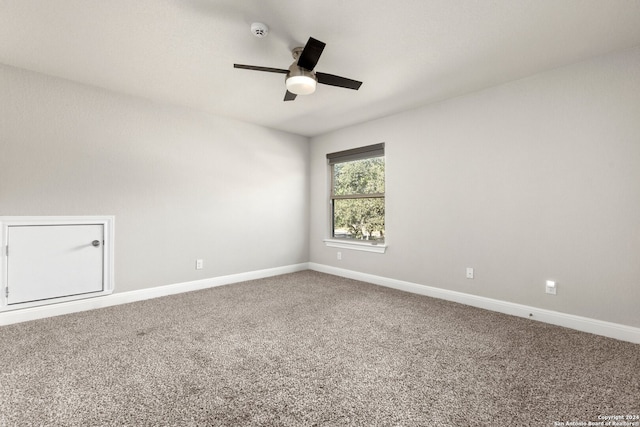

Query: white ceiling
[[2, 0, 640, 137]]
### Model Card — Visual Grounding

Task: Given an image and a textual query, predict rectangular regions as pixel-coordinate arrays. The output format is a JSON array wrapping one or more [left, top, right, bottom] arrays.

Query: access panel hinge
[[5, 287, 8, 298]]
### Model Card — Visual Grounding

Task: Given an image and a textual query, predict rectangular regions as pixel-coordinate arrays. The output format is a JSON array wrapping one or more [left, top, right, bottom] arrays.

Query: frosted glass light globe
[[286, 75, 317, 95]]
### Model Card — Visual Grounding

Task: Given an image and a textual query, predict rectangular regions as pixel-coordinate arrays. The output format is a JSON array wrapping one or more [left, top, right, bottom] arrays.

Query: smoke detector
[[250, 22, 269, 38]]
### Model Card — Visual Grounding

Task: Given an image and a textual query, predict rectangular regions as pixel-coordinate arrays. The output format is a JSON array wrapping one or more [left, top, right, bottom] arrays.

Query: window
[[327, 143, 385, 244]]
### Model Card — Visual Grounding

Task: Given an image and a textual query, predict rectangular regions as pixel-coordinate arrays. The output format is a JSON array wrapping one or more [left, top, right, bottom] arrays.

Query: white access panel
[[7, 225, 104, 304], [0, 216, 114, 312]]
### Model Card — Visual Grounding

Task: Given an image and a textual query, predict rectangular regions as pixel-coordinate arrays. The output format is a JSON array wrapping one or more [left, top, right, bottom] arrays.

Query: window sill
[[323, 239, 387, 253]]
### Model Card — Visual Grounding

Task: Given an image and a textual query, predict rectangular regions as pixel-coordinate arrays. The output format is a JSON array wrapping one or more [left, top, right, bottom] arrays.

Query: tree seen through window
[[332, 156, 385, 241]]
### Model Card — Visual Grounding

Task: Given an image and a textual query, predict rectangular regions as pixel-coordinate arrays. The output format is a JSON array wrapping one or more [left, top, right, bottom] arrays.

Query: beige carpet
[[1, 270, 638, 426]]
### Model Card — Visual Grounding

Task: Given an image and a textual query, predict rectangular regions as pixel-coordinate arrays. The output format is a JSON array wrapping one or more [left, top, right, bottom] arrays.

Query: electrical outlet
[[545, 280, 556, 295], [196, 259, 203, 270], [337, 252, 342, 261], [466, 267, 474, 279]]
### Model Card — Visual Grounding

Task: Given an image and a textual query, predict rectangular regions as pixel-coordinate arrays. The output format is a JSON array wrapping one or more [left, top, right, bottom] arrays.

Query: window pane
[[333, 197, 385, 241], [333, 157, 385, 196]]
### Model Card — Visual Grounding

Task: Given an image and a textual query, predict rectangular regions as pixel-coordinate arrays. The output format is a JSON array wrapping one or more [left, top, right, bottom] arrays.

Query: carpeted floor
[[0, 270, 638, 426]]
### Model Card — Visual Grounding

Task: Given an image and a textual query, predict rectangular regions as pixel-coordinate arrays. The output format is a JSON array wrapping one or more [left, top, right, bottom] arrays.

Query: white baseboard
[[3, 262, 638, 344], [0, 263, 309, 326], [308, 263, 640, 344]]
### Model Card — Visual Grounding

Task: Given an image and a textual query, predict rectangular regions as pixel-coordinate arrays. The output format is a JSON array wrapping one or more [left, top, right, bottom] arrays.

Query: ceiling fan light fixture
[[286, 64, 317, 95], [286, 75, 317, 95]]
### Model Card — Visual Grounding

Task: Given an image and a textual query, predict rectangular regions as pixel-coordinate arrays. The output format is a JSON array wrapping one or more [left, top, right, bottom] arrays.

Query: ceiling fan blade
[[284, 90, 297, 101], [233, 64, 288, 74], [316, 72, 363, 90], [297, 37, 326, 71]]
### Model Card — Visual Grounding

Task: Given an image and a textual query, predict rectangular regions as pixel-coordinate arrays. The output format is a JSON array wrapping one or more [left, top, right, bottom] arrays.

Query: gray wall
[[2, 46, 639, 329], [309, 47, 640, 328], [0, 64, 310, 293]]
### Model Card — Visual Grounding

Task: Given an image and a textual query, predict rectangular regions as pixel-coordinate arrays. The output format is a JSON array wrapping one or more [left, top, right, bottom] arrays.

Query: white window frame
[[323, 143, 387, 254]]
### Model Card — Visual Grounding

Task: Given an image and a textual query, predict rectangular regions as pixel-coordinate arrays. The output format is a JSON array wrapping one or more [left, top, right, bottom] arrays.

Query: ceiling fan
[[234, 37, 363, 101]]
